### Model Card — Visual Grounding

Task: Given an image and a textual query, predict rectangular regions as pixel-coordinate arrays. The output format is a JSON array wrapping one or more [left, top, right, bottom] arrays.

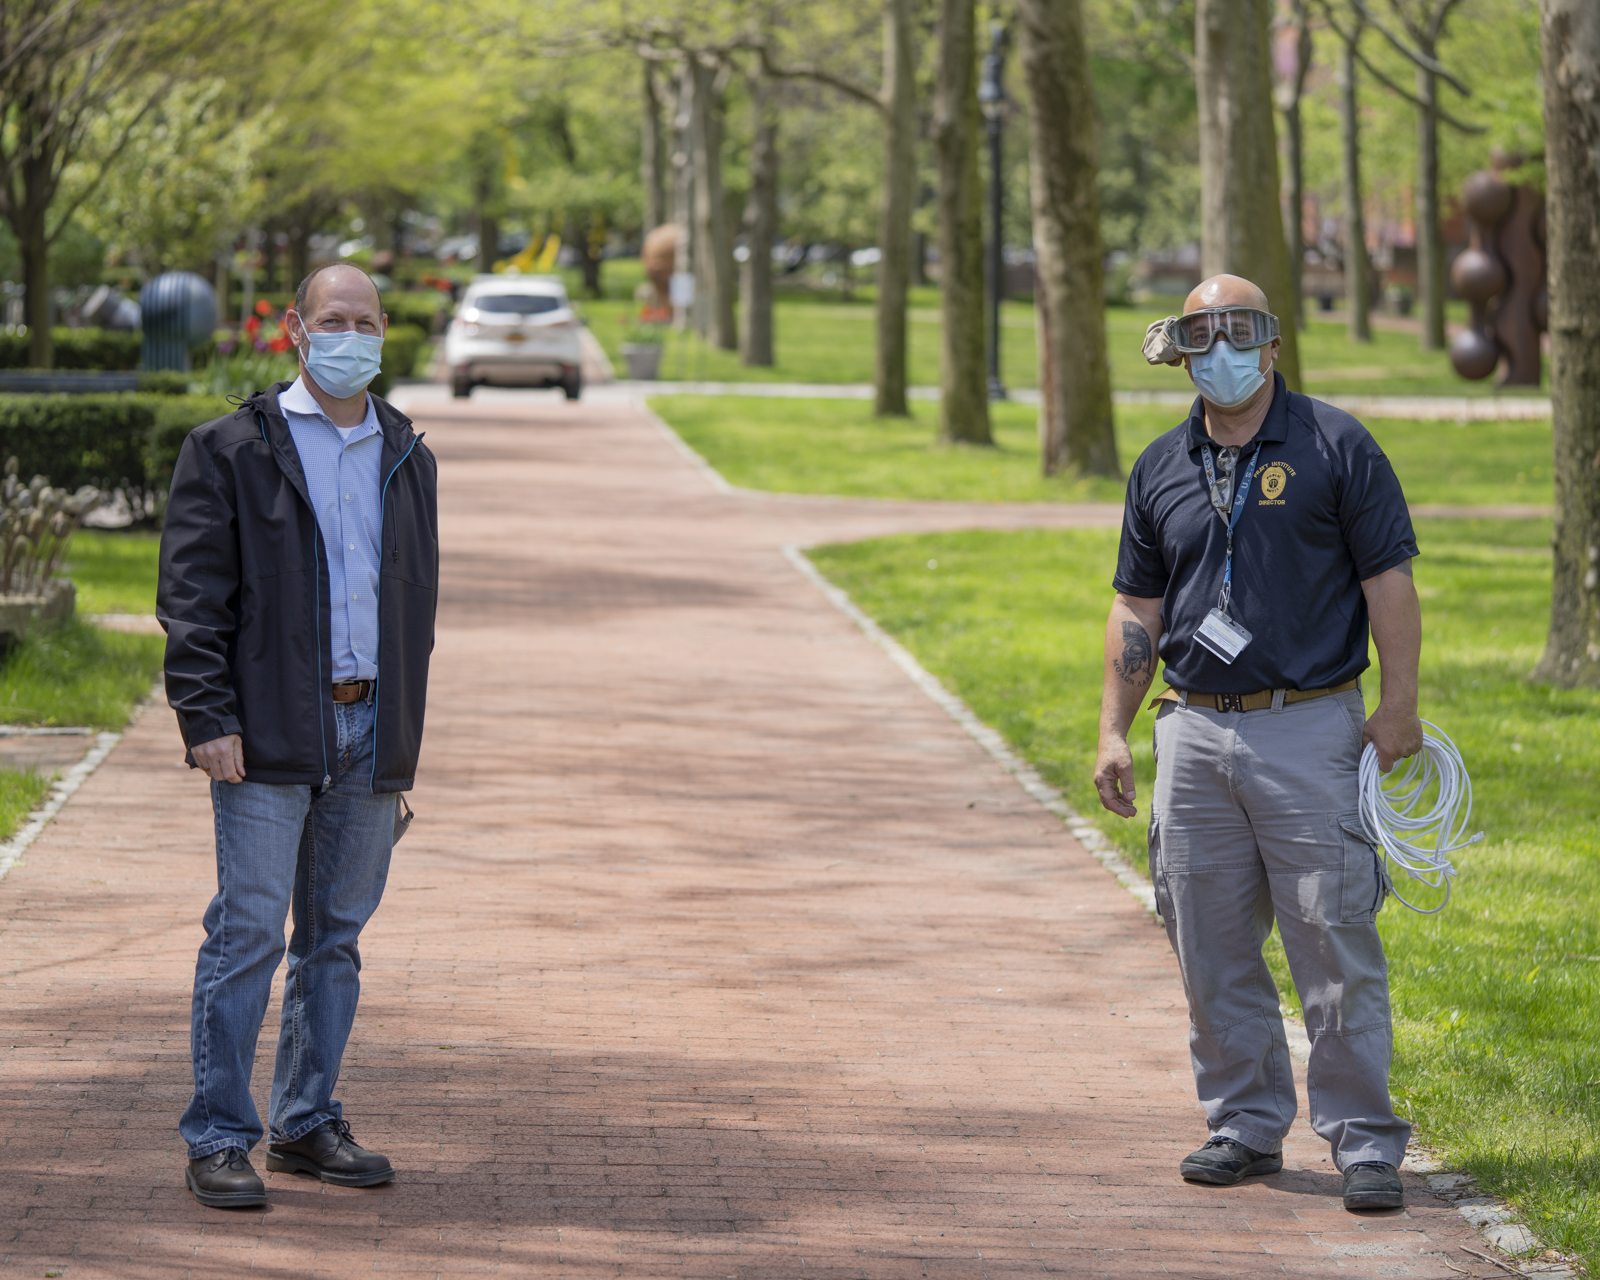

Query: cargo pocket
[[1337, 813, 1387, 923], [1149, 811, 1174, 922]]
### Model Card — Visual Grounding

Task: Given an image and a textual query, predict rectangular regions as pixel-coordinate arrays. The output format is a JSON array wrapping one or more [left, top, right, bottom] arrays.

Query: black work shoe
[[1179, 1135, 1284, 1185], [266, 1119, 394, 1187], [1343, 1161, 1404, 1210], [185, 1147, 267, 1208]]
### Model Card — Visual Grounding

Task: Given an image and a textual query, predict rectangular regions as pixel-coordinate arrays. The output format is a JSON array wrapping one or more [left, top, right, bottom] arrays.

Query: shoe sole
[[1344, 1190, 1405, 1210], [264, 1150, 395, 1187], [185, 1166, 267, 1208], [1180, 1155, 1284, 1186]]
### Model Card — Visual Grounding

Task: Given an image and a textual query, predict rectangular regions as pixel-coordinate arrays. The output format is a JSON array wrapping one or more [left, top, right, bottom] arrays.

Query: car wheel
[[452, 377, 473, 399], [562, 373, 582, 402]]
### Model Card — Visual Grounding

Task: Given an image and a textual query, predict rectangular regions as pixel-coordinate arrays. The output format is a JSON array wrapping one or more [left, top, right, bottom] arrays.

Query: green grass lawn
[[67, 529, 161, 615], [0, 769, 53, 840], [577, 261, 1536, 398], [809, 517, 1600, 1264], [653, 395, 1556, 509]]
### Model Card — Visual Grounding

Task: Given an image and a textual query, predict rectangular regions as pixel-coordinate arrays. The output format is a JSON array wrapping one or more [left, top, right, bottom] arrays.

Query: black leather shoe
[[185, 1148, 267, 1208], [266, 1119, 394, 1187], [1343, 1161, 1404, 1210], [1179, 1135, 1284, 1185]]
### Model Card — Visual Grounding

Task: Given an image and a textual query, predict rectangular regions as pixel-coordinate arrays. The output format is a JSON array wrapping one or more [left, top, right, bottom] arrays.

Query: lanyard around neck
[[1200, 440, 1261, 616]]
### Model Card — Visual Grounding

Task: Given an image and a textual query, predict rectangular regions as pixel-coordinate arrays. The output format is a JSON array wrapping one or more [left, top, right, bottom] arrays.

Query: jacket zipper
[[369, 435, 420, 789]]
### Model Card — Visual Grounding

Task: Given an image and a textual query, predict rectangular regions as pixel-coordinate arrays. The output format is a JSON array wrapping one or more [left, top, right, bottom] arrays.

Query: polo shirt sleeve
[[1338, 433, 1418, 579], [1113, 459, 1169, 598]]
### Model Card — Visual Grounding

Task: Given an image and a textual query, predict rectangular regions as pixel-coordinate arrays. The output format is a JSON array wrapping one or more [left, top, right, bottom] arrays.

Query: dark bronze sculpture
[[1449, 158, 1547, 386]]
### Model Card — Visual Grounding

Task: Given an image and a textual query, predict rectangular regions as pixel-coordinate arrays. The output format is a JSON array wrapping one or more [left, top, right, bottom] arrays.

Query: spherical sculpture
[[139, 272, 218, 372], [1449, 248, 1506, 306], [1449, 328, 1500, 381], [1462, 170, 1513, 227]]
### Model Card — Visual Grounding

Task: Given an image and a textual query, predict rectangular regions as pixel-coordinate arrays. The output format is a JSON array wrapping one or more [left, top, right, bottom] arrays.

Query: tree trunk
[[690, 58, 737, 351], [21, 210, 49, 368], [1194, 0, 1303, 389], [1339, 34, 1372, 342], [642, 61, 668, 234], [1018, 0, 1117, 477], [1532, 0, 1600, 688], [911, 230, 930, 286], [1278, 3, 1311, 328], [740, 76, 777, 367], [875, 0, 917, 416], [933, 0, 992, 444], [1414, 65, 1446, 349]]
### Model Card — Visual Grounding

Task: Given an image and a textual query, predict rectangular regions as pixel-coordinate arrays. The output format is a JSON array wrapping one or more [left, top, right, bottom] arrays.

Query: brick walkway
[[1, 396, 1501, 1277]]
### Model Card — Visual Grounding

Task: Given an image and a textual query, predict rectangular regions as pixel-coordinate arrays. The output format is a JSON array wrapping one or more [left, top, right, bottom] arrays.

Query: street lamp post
[[978, 20, 1008, 403]]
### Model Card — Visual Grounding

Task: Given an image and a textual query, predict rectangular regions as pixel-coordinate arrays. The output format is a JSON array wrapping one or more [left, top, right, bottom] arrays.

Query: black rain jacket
[[157, 381, 438, 792]]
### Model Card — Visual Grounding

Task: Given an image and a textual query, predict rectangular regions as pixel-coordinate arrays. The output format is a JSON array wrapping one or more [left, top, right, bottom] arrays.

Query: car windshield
[[472, 294, 562, 315]]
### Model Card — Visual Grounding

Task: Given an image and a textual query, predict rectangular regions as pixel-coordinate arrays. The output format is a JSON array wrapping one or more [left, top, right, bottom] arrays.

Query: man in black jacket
[[158, 263, 438, 1208]]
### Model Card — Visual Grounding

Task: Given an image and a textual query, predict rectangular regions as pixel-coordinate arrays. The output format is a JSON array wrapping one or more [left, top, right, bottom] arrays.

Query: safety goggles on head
[[1142, 306, 1280, 365]]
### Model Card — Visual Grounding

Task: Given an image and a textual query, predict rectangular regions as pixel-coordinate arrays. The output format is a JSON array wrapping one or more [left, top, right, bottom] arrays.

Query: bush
[[383, 291, 450, 331], [0, 328, 143, 371], [372, 322, 429, 397], [0, 395, 152, 490]]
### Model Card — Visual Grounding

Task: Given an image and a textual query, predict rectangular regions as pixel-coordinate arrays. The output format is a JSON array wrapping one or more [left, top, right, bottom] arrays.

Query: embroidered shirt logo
[[1258, 462, 1293, 504]]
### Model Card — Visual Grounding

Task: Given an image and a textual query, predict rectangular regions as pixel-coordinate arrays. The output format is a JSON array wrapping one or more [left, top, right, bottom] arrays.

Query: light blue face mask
[[1188, 339, 1269, 408], [298, 323, 385, 399]]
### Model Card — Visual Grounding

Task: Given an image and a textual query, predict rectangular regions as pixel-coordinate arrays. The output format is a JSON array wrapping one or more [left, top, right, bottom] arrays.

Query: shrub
[[0, 328, 143, 371], [0, 395, 152, 490], [372, 322, 429, 397], [383, 291, 450, 331]]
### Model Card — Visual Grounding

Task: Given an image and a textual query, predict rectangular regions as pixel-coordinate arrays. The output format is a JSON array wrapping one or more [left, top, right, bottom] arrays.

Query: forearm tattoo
[[1113, 621, 1154, 686]]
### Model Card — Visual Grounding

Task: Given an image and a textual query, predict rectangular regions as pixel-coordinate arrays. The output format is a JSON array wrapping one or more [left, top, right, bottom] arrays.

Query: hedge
[[0, 328, 142, 371], [0, 393, 232, 500], [371, 323, 430, 397]]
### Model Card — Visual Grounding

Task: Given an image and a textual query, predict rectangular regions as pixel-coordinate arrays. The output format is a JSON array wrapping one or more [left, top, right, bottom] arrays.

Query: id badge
[[1195, 607, 1252, 664]]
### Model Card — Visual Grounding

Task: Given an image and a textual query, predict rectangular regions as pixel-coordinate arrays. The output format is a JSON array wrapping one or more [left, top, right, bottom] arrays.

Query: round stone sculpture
[[139, 271, 218, 371]]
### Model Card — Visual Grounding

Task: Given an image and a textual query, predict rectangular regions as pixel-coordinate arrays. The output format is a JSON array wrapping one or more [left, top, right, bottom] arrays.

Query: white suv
[[444, 276, 583, 399]]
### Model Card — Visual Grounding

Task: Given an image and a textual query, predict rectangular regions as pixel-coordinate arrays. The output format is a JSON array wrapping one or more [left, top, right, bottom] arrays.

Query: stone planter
[[621, 343, 664, 380], [0, 579, 76, 644]]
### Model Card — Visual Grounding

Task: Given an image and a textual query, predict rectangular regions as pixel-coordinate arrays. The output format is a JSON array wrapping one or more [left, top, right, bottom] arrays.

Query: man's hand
[[192, 734, 246, 784], [1363, 703, 1423, 774], [1094, 734, 1139, 818]]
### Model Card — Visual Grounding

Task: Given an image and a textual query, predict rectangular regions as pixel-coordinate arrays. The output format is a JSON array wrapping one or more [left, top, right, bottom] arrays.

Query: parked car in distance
[[444, 276, 582, 400]]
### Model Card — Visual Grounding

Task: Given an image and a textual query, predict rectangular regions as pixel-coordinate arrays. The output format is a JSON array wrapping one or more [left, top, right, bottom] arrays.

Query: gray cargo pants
[[1149, 688, 1410, 1170]]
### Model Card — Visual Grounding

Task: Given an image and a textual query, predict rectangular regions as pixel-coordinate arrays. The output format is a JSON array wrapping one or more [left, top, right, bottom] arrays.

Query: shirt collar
[[279, 375, 379, 437], [1185, 369, 1290, 453]]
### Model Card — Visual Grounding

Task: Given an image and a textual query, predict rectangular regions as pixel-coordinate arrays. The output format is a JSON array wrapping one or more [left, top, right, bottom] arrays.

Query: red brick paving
[[0, 396, 1502, 1277]]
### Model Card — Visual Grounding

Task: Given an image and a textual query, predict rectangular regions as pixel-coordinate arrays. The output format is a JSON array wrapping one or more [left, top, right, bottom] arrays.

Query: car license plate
[[504, 330, 526, 343]]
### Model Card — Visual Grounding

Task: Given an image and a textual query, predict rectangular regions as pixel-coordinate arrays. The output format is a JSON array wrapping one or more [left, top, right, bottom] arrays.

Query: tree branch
[[755, 44, 884, 112], [1353, 43, 1485, 130], [1349, 0, 1470, 94]]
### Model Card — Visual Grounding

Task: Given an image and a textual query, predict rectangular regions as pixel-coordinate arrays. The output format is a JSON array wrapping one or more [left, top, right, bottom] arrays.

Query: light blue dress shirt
[[280, 376, 383, 682]]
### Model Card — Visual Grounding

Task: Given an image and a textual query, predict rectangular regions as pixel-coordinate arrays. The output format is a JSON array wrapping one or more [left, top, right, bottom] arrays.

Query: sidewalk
[[0, 395, 1505, 1277]]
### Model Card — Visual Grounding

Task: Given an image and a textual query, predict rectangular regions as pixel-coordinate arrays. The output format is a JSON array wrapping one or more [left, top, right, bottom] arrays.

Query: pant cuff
[[186, 1138, 251, 1160], [269, 1112, 336, 1146], [1336, 1145, 1409, 1172], [1214, 1123, 1286, 1155]]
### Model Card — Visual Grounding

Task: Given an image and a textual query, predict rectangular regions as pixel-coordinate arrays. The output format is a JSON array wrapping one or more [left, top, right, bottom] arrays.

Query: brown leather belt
[[1148, 678, 1360, 714], [330, 680, 374, 704]]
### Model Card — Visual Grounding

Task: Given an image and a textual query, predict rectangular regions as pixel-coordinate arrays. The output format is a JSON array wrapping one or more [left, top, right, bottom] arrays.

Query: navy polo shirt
[[1113, 372, 1416, 693]]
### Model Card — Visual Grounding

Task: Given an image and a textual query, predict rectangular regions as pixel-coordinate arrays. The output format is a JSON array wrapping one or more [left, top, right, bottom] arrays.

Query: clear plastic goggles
[[1173, 306, 1279, 354]]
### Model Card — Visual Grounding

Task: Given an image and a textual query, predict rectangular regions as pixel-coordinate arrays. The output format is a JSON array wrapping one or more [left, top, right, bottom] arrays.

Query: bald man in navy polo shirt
[[1093, 274, 1423, 1213]]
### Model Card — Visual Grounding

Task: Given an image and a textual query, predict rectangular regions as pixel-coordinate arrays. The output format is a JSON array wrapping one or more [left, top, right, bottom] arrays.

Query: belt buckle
[[1218, 692, 1244, 713]]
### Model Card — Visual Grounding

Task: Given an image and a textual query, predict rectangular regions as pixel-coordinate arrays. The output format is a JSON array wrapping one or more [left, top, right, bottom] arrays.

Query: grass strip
[[0, 767, 53, 841], [0, 618, 162, 729], [651, 395, 1554, 510], [809, 517, 1600, 1265]]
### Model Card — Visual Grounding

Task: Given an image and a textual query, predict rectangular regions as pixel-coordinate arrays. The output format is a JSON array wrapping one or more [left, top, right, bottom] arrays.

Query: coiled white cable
[[1358, 721, 1484, 914]]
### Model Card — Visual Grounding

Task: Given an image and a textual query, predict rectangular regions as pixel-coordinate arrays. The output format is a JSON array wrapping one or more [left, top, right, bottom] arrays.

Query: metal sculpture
[[139, 271, 218, 372], [1448, 162, 1546, 385]]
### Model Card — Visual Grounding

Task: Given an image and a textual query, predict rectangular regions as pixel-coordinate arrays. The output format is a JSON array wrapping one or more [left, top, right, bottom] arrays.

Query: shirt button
[[345, 494, 352, 500], [349, 544, 355, 550]]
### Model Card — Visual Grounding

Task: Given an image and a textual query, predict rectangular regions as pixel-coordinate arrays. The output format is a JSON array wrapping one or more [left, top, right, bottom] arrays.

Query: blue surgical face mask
[[1188, 339, 1269, 408], [298, 322, 384, 399]]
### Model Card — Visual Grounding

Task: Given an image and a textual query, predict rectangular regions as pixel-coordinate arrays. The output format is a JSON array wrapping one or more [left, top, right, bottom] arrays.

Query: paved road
[[1, 395, 1500, 1277]]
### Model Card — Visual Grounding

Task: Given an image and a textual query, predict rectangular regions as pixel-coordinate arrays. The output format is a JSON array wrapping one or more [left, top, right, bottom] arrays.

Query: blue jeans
[[180, 698, 396, 1158]]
